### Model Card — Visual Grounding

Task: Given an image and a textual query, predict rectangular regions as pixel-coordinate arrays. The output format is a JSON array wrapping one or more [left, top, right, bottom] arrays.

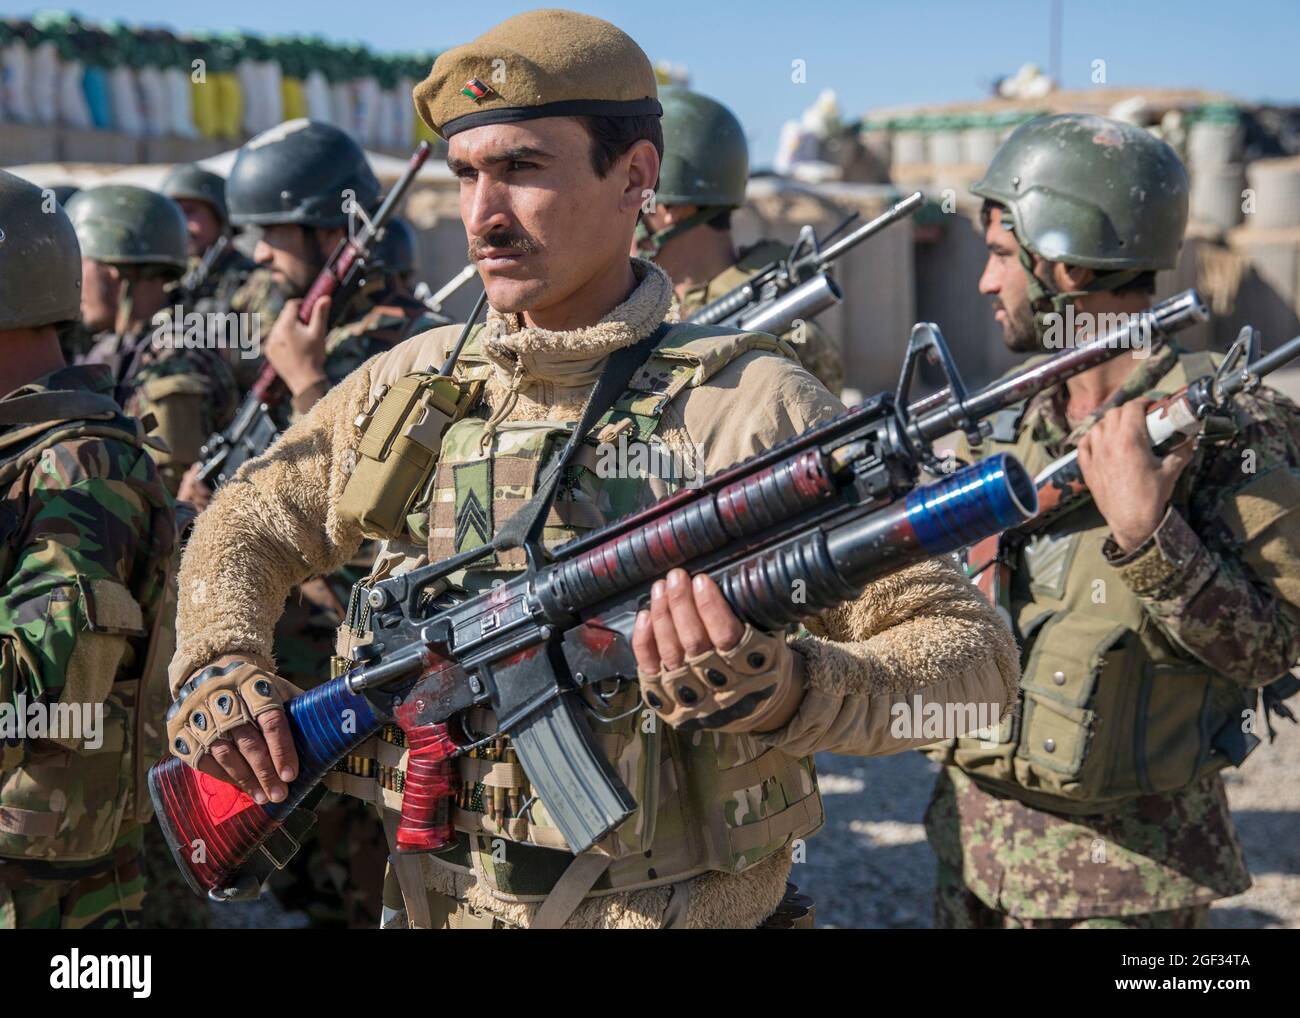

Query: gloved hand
[[167, 654, 302, 804], [633, 570, 805, 733]]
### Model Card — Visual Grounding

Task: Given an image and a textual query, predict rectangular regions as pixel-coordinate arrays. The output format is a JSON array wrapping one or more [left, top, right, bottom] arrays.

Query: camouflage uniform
[[677, 239, 844, 397], [926, 341, 1300, 926], [0, 364, 177, 929], [80, 313, 239, 497]]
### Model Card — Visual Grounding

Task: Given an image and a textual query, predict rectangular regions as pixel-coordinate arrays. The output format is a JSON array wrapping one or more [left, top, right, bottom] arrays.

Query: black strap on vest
[[491, 322, 671, 559]]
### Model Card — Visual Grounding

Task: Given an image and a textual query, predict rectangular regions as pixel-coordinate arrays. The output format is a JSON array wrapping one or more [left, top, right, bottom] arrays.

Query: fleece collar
[[479, 257, 674, 390]]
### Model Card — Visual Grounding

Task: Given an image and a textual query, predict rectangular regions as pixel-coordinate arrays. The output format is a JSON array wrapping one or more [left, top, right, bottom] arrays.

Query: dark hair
[[1111, 271, 1158, 296], [581, 115, 664, 178], [706, 208, 733, 232]]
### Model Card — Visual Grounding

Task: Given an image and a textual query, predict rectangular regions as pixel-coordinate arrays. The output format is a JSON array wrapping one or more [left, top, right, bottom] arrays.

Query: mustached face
[[449, 117, 654, 318]]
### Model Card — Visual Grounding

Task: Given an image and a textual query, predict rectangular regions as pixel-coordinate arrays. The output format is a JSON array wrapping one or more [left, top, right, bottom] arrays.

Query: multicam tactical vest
[[329, 323, 824, 898], [931, 351, 1261, 813], [0, 388, 176, 861]]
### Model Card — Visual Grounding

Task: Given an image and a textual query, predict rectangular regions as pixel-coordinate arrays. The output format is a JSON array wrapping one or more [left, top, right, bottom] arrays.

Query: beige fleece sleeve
[[168, 364, 376, 692], [758, 554, 1019, 757], [670, 350, 1020, 758]]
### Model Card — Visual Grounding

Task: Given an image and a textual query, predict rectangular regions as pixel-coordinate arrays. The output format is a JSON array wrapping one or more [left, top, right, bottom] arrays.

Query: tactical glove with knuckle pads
[[638, 624, 804, 733], [166, 655, 300, 767]]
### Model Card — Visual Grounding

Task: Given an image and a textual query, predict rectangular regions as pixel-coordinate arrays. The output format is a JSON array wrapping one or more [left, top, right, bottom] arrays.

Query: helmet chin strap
[[115, 274, 137, 337], [635, 205, 728, 260]]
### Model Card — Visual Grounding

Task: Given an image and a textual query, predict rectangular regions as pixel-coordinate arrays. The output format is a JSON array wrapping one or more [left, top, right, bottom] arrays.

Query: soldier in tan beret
[[164, 8, 1018, 929]]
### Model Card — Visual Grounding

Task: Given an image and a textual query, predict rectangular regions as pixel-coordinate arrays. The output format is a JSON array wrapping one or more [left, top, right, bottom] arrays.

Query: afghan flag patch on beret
[[461, 78, 494, 101]]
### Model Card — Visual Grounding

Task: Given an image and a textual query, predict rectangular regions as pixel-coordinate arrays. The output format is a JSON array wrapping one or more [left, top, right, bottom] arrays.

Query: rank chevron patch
[[453, 459, 493, 554]]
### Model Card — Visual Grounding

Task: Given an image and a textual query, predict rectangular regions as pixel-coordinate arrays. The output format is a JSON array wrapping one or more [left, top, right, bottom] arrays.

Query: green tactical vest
[[330, 323, 825, 898], [930, 350, 1264, 814], [0, 388, 176, 862]]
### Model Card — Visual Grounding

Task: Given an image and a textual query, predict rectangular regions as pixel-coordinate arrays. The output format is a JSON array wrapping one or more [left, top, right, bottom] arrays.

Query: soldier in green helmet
[[162, 10, 1017, 930], [70, 184, 238, 498], [0, 169, 177, 929], [634, 88, 844, 396], [923, 113, 1300, 929], [161, 162, 280, 369]]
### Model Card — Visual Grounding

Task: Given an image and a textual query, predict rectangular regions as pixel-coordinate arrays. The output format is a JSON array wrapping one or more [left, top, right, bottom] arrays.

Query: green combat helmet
[[226, 118, 381, 230], [64, 184, 189, 278], [640, 88, 750, 256], [971, 113, 1189, 331], [0, 169, 83, 330], [161, 163, 229, 223]]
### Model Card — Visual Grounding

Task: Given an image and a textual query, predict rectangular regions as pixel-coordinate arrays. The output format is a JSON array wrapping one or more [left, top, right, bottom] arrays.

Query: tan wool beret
[[413, 8, 661, 139]]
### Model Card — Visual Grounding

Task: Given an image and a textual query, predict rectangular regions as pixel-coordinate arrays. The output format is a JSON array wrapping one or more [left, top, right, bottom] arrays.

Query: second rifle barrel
[[910, 288, 1208, 441], [813, 190, 925, 269]]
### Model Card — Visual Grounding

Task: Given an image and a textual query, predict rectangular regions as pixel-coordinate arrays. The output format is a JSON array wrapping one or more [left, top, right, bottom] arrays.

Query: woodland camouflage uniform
[[0, 170, 178, 927], [0, 366, 177, 929], [923, 114, 1300, 928], [81, 318, 239, 498]]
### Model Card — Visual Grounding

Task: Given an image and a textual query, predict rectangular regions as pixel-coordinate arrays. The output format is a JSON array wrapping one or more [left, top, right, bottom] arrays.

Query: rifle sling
[[491, 321, 670, 554]]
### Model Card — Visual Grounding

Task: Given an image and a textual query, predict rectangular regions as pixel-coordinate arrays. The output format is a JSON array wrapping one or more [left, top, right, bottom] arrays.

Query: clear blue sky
[[40, 0, 1300, 162]]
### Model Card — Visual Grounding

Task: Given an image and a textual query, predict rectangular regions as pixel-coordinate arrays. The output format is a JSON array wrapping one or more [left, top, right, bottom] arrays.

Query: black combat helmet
[[226, 119, 381, 230]]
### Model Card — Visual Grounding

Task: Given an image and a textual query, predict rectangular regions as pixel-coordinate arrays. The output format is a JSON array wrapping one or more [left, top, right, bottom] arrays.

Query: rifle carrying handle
[[395, 721, 458, 852]]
